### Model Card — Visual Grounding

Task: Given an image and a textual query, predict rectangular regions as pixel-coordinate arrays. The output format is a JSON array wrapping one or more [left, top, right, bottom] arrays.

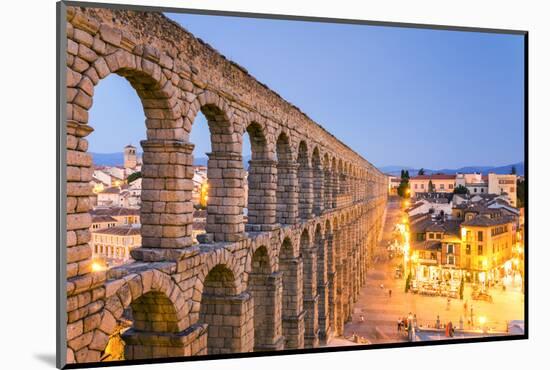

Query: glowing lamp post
[[200, 182, 209, 208]]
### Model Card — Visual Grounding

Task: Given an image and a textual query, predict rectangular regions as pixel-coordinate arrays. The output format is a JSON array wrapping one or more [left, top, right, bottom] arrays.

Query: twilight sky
[[88, 12, 524, 169]]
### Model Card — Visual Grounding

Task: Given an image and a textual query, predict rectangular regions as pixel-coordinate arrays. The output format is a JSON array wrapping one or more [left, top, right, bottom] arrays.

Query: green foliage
[[397, 180, 410, 198], [127, 171, 142, 184], [428, 179, 435, 193], [418, 168, 425, 176], [453, 184, 469, 195], [405, 272, 411, 293], [511, 166, 517, 175]]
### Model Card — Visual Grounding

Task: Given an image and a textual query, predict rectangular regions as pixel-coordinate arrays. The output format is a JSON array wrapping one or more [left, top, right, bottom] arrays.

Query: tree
[[453, 184, 469, 195], [510, 166, 517, 175], [127, 171, 142, 184], [405, 272, 412, 293], [400, 169, 405, 179], [428, 179, 435, 193], [418, 168, 425, 176], [459, 276, 465, 300], [404, 170, 410, 179], [397, 180, 410, 198]]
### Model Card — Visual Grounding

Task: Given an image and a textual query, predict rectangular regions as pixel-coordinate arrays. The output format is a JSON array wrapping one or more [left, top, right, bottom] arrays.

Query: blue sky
[[88, 13, 524, 169]]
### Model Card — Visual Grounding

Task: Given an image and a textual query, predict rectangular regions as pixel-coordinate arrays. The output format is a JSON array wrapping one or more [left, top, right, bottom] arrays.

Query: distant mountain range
[[379, 162, 524, 177], [91, 152, 252, 168], [90, 153, 523, 176]]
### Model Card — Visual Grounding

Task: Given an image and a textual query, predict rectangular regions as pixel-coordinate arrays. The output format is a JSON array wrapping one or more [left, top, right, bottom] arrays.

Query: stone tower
[[124, 144, 137, 170]]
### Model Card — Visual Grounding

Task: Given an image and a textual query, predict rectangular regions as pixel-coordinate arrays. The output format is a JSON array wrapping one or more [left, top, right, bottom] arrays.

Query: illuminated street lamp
[[200, 182, 209, 208]]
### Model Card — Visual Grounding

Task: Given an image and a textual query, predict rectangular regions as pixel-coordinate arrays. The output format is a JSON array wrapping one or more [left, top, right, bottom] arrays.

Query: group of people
[[397, 312, 417, 332]]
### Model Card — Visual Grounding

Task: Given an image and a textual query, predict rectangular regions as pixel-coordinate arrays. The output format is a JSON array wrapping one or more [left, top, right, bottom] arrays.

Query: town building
[[409, 174, 456, 197], [456, 173, 489, 195], [406, 196, 452, 217], [387, 175, 400, 195], [488, 173, 517, 207], [459, 205, 517, 285], [90, 225, 141, 268], [407, 198, 519, 289], [124, 144, 138, 170]]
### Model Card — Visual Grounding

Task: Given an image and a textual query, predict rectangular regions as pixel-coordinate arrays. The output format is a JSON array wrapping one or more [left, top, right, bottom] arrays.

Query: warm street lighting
[[92, 261, 106, 272], [200, 182, 209, 208]]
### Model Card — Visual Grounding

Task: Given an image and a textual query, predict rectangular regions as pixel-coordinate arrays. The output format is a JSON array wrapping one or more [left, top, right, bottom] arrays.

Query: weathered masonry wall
[[64, 6, 387, 364]]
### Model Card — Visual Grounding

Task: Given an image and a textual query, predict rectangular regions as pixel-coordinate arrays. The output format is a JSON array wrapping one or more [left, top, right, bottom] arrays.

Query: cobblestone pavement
[[341, 197, 525, 344]]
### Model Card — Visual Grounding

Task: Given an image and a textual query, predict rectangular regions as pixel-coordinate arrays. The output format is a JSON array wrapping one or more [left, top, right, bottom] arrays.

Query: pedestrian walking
[[463, 300, 468, 313], [360, 315, 365, 323], [397, 318, 401, 332], [389, 289, 392, 298]]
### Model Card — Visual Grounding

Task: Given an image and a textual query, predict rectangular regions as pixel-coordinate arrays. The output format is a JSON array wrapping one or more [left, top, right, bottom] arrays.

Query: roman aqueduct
[[64, 6, 387, 363]]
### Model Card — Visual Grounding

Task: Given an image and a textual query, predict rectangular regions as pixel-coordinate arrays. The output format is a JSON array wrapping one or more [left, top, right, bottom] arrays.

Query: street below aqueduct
[[339, 198, 524, 345]]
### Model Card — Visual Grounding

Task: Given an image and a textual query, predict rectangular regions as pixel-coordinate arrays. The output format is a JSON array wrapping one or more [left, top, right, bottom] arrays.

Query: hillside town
[[88, 145, 212, 270]]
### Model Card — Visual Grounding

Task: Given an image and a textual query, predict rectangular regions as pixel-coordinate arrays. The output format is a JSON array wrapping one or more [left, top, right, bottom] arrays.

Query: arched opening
[[314, 224, 328, 343], [323, 154, 332, 210], [244, 122, 275, 230], [275, 133, 297, 225], [249, 246, 282, 351], [86, 74, 146, 272], [300, 229, 318, 347], [331, 158, 338, 208], [189, 103, 244, 243], [279, 237, 304, 349], [199, 264, 252, 354], [324, 219, 335, 340], [311, 147, 324, 216], [98, 280, 183, 362], [298, 141, 312, 220]]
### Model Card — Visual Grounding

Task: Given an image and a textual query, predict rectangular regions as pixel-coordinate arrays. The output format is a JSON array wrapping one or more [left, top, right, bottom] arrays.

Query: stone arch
[[300, 228, 318, 347], [297, 141, 313, 220], [67, 40, 194, 253], [331, 157, 339, 208], [314, 222, 329, 343], [244, 117, 277, 230], [188, 92, 244, 243], [249, 246, 283, 351], [323, 153, 333, 210], [278, 237, 304, 349], [275, 132, 298, 225], [93, 269, 186, 360], [198, 263, 253, 354], [311, 147, 324, 216]]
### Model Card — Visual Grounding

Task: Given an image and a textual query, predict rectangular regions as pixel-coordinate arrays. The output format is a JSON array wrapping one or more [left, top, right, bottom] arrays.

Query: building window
[[481, 188, 484, 193], [447, 244, 454, 254], [436, 233, 442, 239], [449, 184, 454, 189], [474, 188, 477, 193], [415, 184, 418, 189], [466, 244, 471, 255], [478, 244, 483, 255], [439, 184, 444, 190], [478, 231, 483, 242], [421, 184, 424, 189], [447, 255, 455, 265], [466, 230, 472, 240], [428, 232, 434, 239]]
